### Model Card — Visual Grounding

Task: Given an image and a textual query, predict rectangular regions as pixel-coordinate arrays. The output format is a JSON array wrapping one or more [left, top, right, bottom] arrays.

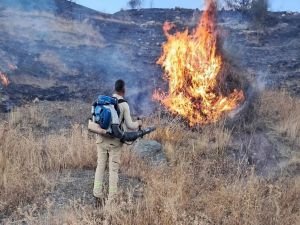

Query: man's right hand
[[137, 120, 143, 127]]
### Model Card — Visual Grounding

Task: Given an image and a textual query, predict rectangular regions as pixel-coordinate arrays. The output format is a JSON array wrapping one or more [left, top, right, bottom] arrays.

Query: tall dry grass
[[0, 105, 96, 216], [19, 115, 299, 225], [1, 91, 300, 224], [8, 104, 49, 128], [258, 91, 300, 146]]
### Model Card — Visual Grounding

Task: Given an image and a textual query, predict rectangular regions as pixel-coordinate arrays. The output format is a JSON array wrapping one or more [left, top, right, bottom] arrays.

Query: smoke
[[254, 71, 268, 92], [0, 0, 159, 116], [95, 46, 158, 116], [220, 10, 270, 84]]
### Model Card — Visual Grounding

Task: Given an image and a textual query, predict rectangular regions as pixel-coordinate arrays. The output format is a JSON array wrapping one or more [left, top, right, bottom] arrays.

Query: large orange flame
[[0, 72, 10, 87], [154, 0, 244, 126]]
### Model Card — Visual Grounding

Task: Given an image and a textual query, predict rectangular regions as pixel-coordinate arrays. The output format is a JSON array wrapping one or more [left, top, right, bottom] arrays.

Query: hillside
[[0, 1, 299, 224], [0, 1, 299, 114]]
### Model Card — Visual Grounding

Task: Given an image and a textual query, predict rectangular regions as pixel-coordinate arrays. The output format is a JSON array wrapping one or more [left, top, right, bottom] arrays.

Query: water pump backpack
[[92, 95, 126, 131]]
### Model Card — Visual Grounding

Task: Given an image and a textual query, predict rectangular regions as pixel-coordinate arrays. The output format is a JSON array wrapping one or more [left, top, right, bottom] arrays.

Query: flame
[[154, 0, 244, 126], [0, 72, 10, 87]]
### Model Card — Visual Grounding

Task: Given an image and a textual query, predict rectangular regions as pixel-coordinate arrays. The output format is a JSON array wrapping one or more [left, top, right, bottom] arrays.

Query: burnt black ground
[[0, 0, 299, 115]]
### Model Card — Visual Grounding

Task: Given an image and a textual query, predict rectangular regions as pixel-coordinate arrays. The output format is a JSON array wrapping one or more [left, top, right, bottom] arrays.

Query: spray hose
[[111, 124, 156, 143]]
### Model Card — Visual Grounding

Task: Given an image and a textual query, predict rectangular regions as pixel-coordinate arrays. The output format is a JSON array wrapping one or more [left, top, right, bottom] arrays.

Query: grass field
[[0, 90, 299, 224]]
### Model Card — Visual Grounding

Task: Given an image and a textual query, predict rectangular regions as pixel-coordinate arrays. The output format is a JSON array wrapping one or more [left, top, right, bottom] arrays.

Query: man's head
[[115, 79, 125, 96]]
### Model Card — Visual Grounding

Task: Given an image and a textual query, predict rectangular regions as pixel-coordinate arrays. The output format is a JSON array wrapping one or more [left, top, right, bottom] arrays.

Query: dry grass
[[1, 91, 300, 224], [8, 104, 49, 128], [258, 91, 300, 146], [0, 105, 95, 215]]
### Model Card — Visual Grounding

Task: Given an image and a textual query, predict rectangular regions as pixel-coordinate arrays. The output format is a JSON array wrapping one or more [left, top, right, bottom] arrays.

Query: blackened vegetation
[[0, 0, 299, 115], [217, 62, 248, 98], [3, 84, 68, 105]]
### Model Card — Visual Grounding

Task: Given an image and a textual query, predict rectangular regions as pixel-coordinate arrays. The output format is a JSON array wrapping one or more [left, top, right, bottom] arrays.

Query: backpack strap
[[116, 98, 127, 129], [118, 99, 127, 104], [113, 98, 127, 117]]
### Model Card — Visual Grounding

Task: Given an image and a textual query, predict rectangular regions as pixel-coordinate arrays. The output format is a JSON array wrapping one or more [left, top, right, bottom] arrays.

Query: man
[[93, 79, 142, 206]]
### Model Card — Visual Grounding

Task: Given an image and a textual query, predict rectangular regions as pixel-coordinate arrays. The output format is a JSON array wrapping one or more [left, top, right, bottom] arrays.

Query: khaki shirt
[[113, 93, 139, 131]]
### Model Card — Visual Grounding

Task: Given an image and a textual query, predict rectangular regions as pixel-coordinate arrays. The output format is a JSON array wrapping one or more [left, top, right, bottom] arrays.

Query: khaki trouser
[[93, 135, 122, 199]]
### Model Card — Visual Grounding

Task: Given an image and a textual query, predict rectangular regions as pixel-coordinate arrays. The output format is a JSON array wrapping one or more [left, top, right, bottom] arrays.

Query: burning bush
[[154, 0, 245, 126]]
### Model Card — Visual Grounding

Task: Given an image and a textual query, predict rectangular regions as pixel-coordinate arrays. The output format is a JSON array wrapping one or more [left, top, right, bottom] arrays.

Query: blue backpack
[[92, 95, 126, 130]]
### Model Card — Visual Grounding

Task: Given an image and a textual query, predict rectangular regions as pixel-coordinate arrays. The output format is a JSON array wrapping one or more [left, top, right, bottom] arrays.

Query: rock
[[132, 140, 167, 165], [33, 97, 40, 103], [231, 133, 281, 177]]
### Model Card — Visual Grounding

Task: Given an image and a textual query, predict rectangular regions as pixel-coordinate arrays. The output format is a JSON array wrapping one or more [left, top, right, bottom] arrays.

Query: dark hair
[[115, 79, 125, 93]]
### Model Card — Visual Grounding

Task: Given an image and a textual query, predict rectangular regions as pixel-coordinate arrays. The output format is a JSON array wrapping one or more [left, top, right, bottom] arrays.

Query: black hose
[[111, 124, 156, 142]]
